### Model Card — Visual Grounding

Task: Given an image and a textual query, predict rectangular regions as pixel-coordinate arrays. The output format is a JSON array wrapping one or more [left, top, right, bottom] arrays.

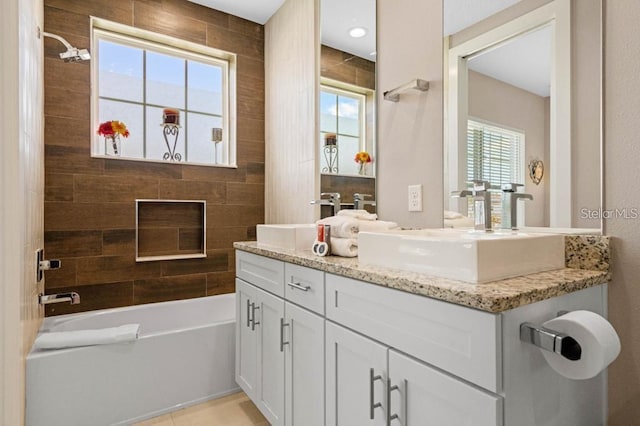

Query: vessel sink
[[256, 224, 316, 251], [358, 228, 565, 283]]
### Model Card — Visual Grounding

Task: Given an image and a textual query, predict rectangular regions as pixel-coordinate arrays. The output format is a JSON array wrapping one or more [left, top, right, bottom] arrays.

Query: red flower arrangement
[[97, 120, 130, 138]]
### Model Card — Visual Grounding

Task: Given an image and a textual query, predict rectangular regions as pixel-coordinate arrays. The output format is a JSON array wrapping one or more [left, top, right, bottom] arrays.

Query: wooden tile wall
[[44, 0, 264, 315]]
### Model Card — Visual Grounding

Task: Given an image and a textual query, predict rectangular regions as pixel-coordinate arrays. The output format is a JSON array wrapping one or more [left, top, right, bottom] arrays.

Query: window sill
[[91, 154, 238, 169]]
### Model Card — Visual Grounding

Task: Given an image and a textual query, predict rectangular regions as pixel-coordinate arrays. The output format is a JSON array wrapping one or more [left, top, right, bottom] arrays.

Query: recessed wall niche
[[136, 200, 206, 262]]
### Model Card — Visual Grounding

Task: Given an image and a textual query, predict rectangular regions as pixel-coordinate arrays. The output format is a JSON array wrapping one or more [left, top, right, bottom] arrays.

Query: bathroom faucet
[[451, 180, 494, 232], [500, 183, 533, 230], [310, 192, 341, 215], [353, 193, 376, 210], [39, 292, 80, 305]]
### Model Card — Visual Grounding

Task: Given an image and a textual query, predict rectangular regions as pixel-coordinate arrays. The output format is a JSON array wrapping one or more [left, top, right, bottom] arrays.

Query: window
[[319, 83, 373, 176], [467, 119, 524, 224], [91, 21, 236, 166]]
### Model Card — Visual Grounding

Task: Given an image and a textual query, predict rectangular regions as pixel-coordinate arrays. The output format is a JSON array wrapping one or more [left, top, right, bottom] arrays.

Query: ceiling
[[189, 0, 549, 96]]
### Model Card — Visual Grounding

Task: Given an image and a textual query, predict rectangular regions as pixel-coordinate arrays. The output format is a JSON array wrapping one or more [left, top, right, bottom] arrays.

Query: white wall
[[377, 0, 443, 227], [468, 70, 548, 226], [604, 1, 640, 423], [1, 0, 44, 423]]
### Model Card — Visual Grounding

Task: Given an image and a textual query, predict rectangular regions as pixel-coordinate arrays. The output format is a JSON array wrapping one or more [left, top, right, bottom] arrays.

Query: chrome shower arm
[[42, 31, 74, 51]]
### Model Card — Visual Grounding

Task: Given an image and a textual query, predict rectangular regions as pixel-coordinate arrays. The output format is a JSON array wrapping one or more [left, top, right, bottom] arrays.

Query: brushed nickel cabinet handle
[[251, 304, 260, 331], [387, 378, 400, 424], [369, 368, 383, 420], [246, 299, 251, 328], [280, 318, 290, 352], [287, 281, 311, 292]]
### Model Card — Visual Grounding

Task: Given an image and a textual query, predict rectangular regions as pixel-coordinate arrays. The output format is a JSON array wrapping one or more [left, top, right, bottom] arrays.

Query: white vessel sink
[[358, 228, 565, 283], [256, 224, 316, 251]]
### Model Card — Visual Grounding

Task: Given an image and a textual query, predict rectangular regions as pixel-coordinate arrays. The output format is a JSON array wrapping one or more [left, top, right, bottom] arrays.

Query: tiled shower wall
[[43, 0, 264, 315]]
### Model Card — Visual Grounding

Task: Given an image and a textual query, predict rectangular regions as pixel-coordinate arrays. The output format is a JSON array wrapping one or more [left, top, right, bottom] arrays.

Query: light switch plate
[[408, 184, 423, 212]]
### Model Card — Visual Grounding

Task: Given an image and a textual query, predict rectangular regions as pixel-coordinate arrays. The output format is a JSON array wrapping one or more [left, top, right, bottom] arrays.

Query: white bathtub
[[26, 293, 238, 426]]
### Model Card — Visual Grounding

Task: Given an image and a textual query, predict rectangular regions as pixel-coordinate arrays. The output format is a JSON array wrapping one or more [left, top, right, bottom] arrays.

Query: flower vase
[[105, 135, 121, 156], [358, 162, 366, 175]]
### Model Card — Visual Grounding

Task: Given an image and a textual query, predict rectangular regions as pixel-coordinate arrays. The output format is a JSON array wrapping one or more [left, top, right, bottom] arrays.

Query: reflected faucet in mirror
[[353, 193, 375, 210], [501, 183, 533, 230], [451, 180, 494, 232], [310, 192, 342, 216]]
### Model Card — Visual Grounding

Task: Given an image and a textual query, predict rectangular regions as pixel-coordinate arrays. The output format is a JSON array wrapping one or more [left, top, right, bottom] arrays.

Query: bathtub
[[26, 293, 238, 426]]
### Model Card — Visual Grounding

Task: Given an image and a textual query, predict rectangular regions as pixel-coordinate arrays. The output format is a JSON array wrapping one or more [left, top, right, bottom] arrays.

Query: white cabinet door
[[326, 322, 387, 426], [388, 350, 502, 426], [235, 279, 258, 400], [255, 286, 286, 426], [284, 302, 324, 426]]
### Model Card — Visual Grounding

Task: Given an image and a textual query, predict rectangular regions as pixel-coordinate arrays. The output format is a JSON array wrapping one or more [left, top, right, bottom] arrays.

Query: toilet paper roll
[[541, 310, 620, 380]]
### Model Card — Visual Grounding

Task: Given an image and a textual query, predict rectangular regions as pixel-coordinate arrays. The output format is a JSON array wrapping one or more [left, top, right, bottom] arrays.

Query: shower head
[[42, 31, 91, 62]]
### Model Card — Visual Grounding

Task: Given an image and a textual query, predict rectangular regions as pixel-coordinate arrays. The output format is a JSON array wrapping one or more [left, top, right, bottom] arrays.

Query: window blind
[[466, 119, 524, 223]]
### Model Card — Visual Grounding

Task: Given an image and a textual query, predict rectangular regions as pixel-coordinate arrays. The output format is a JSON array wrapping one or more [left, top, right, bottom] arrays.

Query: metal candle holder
[[211, 127, 223, 164], [162, 124, 182, 162]]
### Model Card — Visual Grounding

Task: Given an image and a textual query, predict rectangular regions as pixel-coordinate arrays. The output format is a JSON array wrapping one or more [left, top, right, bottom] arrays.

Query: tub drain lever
[[520, 322, 582, 361]]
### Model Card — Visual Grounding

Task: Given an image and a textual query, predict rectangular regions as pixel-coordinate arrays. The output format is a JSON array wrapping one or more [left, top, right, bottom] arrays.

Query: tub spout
[[39, 292, 80, 305]]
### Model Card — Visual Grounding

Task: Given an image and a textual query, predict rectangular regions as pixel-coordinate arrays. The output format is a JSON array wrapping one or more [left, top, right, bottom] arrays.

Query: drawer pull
[[387, 378, 405, 425], [369, 368, 383, 420], [288, 281, 311, 292], [251, 303, 260, 331], [246, 299, 251, 328], [280, 318, 290, 352]]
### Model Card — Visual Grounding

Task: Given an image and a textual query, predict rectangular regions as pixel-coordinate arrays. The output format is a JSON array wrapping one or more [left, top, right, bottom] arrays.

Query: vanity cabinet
[[236, 279, 285, 425], [236, 249, 608, 426], [235, 252, 325, 426]]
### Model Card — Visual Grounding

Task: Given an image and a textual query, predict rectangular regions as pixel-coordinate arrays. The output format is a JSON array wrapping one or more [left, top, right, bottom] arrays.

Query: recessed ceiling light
[[349, 27, 367, 38]]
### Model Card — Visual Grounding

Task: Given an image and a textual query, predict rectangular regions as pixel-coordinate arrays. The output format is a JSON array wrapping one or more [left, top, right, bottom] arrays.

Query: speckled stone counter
[[234, 241, 610, 313]]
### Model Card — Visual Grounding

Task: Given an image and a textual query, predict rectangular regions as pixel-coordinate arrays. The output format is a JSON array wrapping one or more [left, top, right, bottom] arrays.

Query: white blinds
[[466, 119, 524, 222]]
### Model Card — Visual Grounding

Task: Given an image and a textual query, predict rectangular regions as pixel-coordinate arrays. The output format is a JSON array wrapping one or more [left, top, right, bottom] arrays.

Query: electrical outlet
[[408, 184, 423, 212]]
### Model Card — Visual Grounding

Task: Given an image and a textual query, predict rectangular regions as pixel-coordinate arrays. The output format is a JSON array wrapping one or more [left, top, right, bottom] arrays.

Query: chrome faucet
[[353, 193, 376, 210], [451, 180, 494, 232], [310, 192, 341, 215], [500, 183, 533, 230], [39, 292, 80, 305]]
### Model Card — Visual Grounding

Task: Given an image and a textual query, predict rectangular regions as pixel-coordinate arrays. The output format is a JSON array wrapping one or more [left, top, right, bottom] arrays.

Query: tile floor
[[134, 392, 269, 426]]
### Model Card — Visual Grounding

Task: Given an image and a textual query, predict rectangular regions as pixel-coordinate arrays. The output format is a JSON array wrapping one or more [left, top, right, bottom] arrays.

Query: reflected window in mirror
[[467, 119, 524, 225], [320, 81, 374, 176]]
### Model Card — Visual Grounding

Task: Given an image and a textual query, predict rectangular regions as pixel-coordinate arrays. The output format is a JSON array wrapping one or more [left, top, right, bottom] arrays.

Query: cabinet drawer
[[284, 263, 325, 315], [326, 274, 501, 393], [236, 251, 285, 297]]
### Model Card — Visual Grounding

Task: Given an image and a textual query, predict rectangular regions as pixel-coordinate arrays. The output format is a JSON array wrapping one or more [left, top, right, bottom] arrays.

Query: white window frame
[[90, 17, 237, 167], [319, 79, 374, 177]]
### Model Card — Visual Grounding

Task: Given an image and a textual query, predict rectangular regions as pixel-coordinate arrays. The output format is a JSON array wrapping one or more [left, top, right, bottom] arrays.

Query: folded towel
[[444, 217, 475, 228], [317, 216, 359, 238], [358, 220, 399, 233], [444, 210, 465, 220], [33, 324, 141, 350], [338, 209, 378, 221], [330, 237, 359, 257]]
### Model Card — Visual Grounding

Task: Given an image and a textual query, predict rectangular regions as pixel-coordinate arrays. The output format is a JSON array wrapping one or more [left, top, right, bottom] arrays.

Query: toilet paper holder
[[520, 312, 582, 361]]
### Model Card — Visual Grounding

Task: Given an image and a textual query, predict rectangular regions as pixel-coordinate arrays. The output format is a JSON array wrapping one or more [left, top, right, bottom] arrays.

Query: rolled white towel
[[330, 237, 358, 257], [33, 324, 141, 350], [444, 210, 464, 219], [358, 220, 399, 234], [317, 216, 359, 238], [338, 209, 378, 221]]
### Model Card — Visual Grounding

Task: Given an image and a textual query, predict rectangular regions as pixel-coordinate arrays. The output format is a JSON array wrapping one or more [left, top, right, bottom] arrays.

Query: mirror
[[443, 0, 602, 232], [319, 0, 377, 214]]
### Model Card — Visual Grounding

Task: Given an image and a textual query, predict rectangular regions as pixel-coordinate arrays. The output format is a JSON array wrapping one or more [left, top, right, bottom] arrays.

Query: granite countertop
[[234, 241, 610, 313]]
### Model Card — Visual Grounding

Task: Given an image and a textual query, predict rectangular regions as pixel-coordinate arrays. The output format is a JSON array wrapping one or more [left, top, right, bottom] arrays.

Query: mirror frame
[[446, 0, 572, 227]]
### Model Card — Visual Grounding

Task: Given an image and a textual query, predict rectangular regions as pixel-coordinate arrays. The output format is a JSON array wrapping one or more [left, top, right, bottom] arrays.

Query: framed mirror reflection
[[443, 0, 602, 232]]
